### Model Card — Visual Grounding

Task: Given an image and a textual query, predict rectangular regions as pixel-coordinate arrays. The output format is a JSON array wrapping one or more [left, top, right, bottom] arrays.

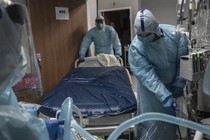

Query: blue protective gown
[[79, 25, 122, 56], [128, 24, 188, 140]]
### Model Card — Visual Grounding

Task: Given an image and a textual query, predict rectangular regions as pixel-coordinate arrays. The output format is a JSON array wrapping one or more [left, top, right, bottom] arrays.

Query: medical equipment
[[35, 95, 210, 140], [39, 56, 136, 137], [203, 59, 210, 96], [107, 112, 210, 140], [19, 97, 99, 140], [180, 48, 210, 81], [39, 96, 210, 140], [177, 1, 210, 139], [176, 0, 187, 32], [58, 97, 210, 140]]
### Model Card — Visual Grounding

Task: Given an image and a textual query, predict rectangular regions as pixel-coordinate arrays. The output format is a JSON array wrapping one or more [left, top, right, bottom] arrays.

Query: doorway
[[99, 7, 132, 68]]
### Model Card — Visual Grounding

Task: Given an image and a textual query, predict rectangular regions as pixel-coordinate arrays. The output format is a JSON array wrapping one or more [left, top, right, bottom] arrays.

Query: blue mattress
[[39, 66, 137, 118]]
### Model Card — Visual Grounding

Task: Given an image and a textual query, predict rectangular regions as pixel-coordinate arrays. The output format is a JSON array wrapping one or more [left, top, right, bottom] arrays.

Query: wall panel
[[28, 0, 87, 100]]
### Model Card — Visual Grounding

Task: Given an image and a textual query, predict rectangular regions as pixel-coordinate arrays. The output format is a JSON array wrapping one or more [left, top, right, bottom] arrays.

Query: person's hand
[[171, 86, 184, 98], [115, 54, 120, 60], [163, 97, 177, 116], [78, 56, 85, 62], [165, 104, 177, 116]]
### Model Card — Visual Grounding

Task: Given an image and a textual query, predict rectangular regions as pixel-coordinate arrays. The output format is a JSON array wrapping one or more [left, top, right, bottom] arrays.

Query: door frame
[[99, 6, 133, 42]]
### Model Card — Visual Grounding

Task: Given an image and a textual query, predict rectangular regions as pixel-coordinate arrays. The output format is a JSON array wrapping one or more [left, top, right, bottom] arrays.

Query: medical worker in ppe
[[128, 9, 188, 140], [0, 1, 49, 139], [79, 15, 122, 62]]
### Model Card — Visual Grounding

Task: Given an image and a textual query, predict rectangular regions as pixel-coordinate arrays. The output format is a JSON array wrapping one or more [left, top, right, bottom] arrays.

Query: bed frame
[[38, 55, 137, 139], [74, 56, 136, 138]]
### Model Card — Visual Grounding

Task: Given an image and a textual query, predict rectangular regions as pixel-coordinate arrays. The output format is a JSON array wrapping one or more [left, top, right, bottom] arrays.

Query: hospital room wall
[[24, 0, 88, 102], [140, 0, 177, 25], [97, 0, 178, 35], [12, 0, 26, 4]]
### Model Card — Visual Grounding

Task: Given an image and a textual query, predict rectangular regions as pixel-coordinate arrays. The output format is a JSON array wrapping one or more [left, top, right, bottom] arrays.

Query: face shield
[[0, 1, 43, 106], [0, 2, 49, 139], [0, 3, 26, 93]]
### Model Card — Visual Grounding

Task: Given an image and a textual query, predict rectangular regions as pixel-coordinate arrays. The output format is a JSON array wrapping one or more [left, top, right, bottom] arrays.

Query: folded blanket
[[97, 54, 121, 66]]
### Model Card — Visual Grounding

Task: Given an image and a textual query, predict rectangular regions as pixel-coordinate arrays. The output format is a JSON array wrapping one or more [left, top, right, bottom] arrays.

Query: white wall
[[86, 0, 97, 30], [12, 0, 26, 4], [86, 0, 97, 56], [140, 0, 177, 25], [140, 0, 189, 31]]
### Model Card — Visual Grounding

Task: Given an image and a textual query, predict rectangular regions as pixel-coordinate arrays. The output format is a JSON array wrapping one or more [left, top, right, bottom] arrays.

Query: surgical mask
[[96, 23, 104, 30], [142, 34, 155, 44], [138, 33, 155, 43]]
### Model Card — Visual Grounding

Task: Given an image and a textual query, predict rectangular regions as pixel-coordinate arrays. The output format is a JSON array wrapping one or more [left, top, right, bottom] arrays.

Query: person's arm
[[79, 31, 93, 57], [110, 27, 122, 56], [128, 39, 172, 103], [171, 32, 189, 97]]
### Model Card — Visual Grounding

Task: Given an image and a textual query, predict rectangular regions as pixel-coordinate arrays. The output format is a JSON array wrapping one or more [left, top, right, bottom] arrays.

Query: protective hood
[[95, 15, 104, 21], [95, 15, 105, 30], [134, 9, 161, 36]]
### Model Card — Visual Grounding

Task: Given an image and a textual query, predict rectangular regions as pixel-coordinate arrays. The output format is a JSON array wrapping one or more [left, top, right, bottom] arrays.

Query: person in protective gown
[[128, 9, 189, 140], [0, 1, 49, 140], [79, 15, 122, 61]]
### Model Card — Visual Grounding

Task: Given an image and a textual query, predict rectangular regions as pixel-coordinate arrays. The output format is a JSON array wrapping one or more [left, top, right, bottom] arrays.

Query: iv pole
[[96, 0, 98, 15]]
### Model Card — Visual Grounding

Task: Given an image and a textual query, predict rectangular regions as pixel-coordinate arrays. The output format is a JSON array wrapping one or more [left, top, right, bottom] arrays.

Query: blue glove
[[114, 54, 120, 60], [78, 56, 85, 62], [45, 120, 64, 140], [165, 105, 177, 116], [163, 97, 177, 116], [163, 97, 173, 107], [171, 86, 184, 98]]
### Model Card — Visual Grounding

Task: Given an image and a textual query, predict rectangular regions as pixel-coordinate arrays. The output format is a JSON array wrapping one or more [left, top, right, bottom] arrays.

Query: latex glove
[[165, 105, 177, 116], [115, 54, 120, 60], [45, 120, 64, 140], [163, 97, 177, 116], [78, 56, 85, 62], [171, 86, 184, 98]]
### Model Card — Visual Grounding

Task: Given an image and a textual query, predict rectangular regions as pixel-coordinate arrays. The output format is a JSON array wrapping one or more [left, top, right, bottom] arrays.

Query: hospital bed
[[39, 55, 137, 137]]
